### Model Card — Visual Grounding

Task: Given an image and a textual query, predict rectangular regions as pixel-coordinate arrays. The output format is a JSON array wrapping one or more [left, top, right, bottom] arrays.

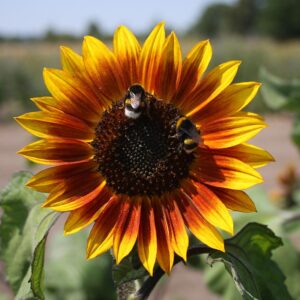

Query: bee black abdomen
[[183, 138, 198, 153]]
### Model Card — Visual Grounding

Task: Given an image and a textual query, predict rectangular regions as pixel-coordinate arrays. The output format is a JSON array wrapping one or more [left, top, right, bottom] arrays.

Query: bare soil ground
[[0, 115, 299, 300]]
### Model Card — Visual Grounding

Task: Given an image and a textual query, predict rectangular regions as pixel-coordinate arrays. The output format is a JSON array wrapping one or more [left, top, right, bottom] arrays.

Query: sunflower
[[16, 22, 273, 275]]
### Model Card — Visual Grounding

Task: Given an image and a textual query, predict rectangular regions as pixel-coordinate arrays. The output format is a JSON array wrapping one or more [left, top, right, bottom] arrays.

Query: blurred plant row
[[1, 37, 300, 121]]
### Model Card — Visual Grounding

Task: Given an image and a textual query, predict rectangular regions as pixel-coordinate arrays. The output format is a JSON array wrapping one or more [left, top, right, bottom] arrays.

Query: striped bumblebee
[[124, 84, 148, 119], [176, 117, 201, 154]]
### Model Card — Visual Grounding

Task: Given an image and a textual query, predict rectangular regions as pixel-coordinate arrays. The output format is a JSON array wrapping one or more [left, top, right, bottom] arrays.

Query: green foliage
[[259, 0, 300, 40], [86, 22, 103, 39], [0, 172, 116, 300], [190, 0, 300, 40], [231, 0, 261, 35], [292, 118, 300, 149], [45, 231, 116, 300], [207, 223, 291, 300], [0, 171, 58, 299], [260, 68, 300, 149], [0, 58, 45, 109], [112, 250, 147, 287], [203, 187, 300, 300], [260, 68, 300, 111], [43, 29, 78, 42], [189, 3, 232, 37], [30, 237, 47, 299]]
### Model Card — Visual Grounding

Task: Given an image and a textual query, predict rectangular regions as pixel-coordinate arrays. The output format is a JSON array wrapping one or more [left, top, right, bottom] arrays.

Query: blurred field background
[[1, 0, 300, 299], [1, 36, 300, 121]]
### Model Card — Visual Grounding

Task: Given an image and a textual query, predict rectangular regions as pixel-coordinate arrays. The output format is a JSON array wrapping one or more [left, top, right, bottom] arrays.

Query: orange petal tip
[[86, 249, 94, 260], [114, 253, 124, 265], [41, 202, 49, 208], [83, 35, 96, 43], [233, 60, 242, 65], [219, 244, 225, 253], [60, 45, 69, 52], [116, 25, 128, 32], [16, 149, 24, 155], [25, 180, 34, 188], [63, 228, 74, 236], [255, 82, 262, 87], [157, 20, 166, 26]]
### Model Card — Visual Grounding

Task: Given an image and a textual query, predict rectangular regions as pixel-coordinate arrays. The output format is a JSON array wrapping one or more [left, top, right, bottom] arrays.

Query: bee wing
[[131, 96, 141, 109], [190, 129, 201, 143], [178, 118, 200, 143]]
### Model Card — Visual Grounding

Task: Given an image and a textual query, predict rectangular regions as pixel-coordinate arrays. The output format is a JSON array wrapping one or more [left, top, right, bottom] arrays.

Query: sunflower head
[[17, 22, 274, 275]]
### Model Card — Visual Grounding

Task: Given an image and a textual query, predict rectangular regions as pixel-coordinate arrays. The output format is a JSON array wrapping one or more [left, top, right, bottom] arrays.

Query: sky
[[0, 0, 234, 37]]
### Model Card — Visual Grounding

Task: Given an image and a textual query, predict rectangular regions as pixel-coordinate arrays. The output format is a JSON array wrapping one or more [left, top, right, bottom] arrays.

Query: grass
[[0, 36, 300, 120]]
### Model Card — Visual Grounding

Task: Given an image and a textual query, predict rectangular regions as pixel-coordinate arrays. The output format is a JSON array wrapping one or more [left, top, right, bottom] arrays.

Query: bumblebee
[[176, 117, 201, 154], [124, 84, 147, 119]]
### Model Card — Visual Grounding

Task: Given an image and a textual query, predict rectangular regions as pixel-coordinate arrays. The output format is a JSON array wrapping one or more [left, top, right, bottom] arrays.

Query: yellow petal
[[138, 198, 157, 276], [139, 22, 165, 93], [114, 25, 141, 86], [153, 200, 174, 274], [83, 35, 125, 101], [193, 152, 264, 190], [202, 113, 267, 149], [193, 82, 261, 123], [18, 139, 93, 165], [211, 143, 275, 168], [155, 32, 182, 101], [185, 61, 241, 116], [30, 97, 59, 112], [43, 178, 106, 211], [184, 181, 233, 234], [175, 40, 212, 105], [213, 188, 257, 213], [60, 46, 84, 75], [64, 189, 111, 235], [87, 196, 121, 259], [43, 68, 102, 123], [176, 192, 224, 252], [15, 111, 94, 141], [113, 198, 141, 264], [26, 161, 96, 193], [164, 197, 188, 261]]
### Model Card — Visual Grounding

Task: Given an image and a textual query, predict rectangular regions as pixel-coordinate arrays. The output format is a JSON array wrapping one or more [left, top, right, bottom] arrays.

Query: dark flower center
[[92, 97, 194, 196]]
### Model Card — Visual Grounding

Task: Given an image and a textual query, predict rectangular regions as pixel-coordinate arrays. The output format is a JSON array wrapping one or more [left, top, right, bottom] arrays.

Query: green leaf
[[112, 250, 147, 287], [15, 207, 58, 299], [207, 223, 292, 300], [292, 118, 300, 149], [272, 239, 300, 300], [0, 171, 59, 299], [0, 171, 44, 258], [259, 68, 300, 112], [205, 260, 240, 299], [30, 236, 47, 299], [205, 188, 300, 300], [45, 230, 116, 300]]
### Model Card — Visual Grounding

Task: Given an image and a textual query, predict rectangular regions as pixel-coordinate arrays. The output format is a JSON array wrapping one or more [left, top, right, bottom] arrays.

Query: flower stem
[[117, 280, 138, 300], [135, 245, 216, 300]]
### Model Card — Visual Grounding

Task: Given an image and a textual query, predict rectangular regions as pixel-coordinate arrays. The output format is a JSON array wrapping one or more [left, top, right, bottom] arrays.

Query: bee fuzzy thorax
[[176, 117, 201, 153], [124, 84, 147, 119]]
